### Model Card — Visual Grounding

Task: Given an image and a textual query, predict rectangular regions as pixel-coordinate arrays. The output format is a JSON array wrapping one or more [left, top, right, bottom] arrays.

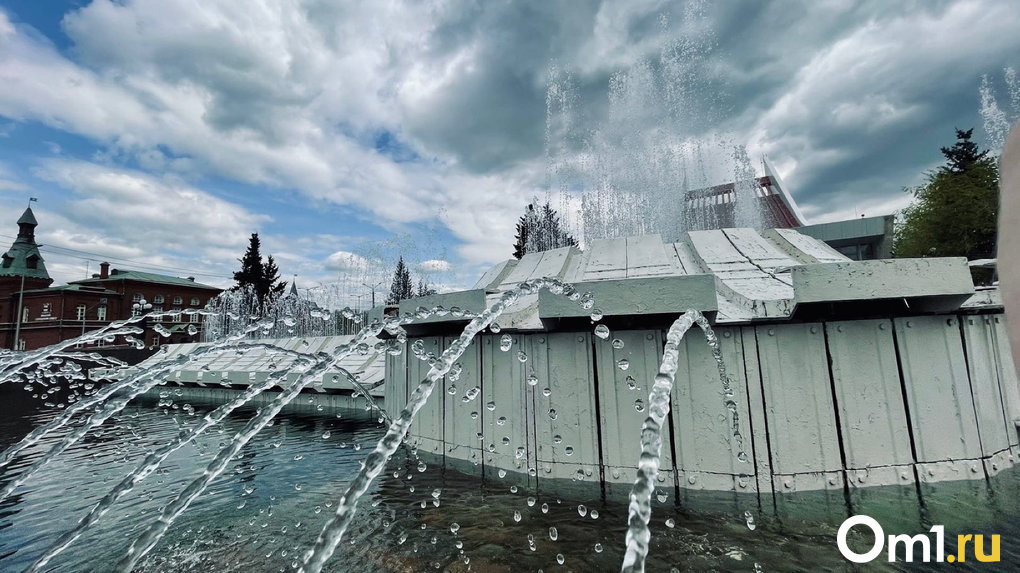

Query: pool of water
[[2, 385, 1019, 572]]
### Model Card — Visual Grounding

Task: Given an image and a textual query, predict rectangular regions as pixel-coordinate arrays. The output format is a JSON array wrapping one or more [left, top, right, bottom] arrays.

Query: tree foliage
[[512, 202, 577, 259], [232, 233, 287, 313], [417, 278, 437, 298], [386, 256, 414, 304], [895, 129, 999, 262]]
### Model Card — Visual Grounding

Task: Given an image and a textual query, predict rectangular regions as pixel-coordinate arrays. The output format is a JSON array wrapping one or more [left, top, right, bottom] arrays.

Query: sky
[[0, 0, 1018, 305]]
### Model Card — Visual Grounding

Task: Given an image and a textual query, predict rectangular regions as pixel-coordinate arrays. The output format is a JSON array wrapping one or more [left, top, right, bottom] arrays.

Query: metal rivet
[[984, 317, 991, 324], [878, 323, 886, 330], [538, 337, 545, 343], [810, 326, 817, 334], [947, 319, 955, 326], [836, 325, 843, 333], [577, 336, 585, 343], [646, 334, 654, 340], [906, 321, 912, 328], [768, 329, 775, 336], [722, 331, 732, 338]]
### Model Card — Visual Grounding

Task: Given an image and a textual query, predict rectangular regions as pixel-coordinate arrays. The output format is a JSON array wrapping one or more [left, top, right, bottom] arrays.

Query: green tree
[[895, 129, 999, 263], [232, 233, 288, 313], [386, 256, 414, 304], [512, 202, 576, 259], [416, 278, 438, 297]]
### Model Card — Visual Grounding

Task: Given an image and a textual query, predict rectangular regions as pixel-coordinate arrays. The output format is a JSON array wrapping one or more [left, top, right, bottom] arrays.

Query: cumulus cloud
[[417, 259, 451, 273]]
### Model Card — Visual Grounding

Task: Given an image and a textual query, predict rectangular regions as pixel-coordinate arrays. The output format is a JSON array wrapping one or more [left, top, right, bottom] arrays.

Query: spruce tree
[[232, 233, 288, 314], [386, 257, 414, 304], [512, 202, 576, 259]]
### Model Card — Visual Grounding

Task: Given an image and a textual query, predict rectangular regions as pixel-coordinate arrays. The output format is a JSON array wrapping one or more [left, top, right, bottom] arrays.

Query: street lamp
[[362, 281, 384, 308], [132, 298, 153, 348]]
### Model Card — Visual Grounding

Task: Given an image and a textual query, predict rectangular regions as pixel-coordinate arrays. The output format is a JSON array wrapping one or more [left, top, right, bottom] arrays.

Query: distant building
[[0, 207, 223, 351], [683, 157, 894, 260]]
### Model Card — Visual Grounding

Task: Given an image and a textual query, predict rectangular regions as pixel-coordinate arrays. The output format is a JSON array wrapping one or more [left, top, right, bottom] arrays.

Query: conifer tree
[[386, 257, 414, 304], [232, 233, 288, 314], [512, 202, 576, 259]]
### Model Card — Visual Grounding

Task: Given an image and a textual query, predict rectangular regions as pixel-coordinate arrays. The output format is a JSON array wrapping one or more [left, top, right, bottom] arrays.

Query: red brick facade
[[0, 209, 222, 351]]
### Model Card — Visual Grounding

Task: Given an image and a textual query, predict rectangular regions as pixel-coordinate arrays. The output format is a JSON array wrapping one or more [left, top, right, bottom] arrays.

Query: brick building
[[0, 207, 223, 351]]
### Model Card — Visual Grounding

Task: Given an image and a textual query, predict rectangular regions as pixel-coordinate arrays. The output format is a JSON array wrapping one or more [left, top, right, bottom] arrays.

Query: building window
[[76, 304, 86, 321], [17, 338, 25, 351], [41, 303, 52, 317], [22, 307, 28, 323], [188, 311, 199, 323], [132, 293, 143, 303], [26, 255, 38, 270], [153, 294, 165, 304], [190, 297, 200, 306], [97, 305, 107, 321], [172, 295, 183, 305], [171, 307, 182, 321]]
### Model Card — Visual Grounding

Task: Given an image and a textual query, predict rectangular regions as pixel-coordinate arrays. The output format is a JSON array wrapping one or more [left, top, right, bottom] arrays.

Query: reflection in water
[[2, 386, 1020, 571]]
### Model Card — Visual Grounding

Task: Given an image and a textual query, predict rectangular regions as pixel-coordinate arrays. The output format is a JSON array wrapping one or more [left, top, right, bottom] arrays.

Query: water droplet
[[744, 510, 756, 531], [497, 416, 507, 425], [611, 338, 624, 349], [417, 461, 427, 472], [542, 387, 552, 397], [590, 509, 599, 519], [513, 510, 522, 522], [665, 518, 675, 528], [634, 399, 645, 412], [548, 409, 557, 420], [617, 358, 630, 370], [590, 308, 604, 321], [510, 485, 518, 493], [549, 527, 558, 541], [499, 334, 513, 351], [498, 469, 507, 478], [556, 553, 565, 565], [656, 492, 667, 503], [321, 431, 331, 439], [486, 401, 496, 411], [552, 434, 562, 444], [527, 496, 536, 507], [564, 446, 574, 456], [541, 503, 549, 514], [594, 543, 604, 553], [526, 373, 539, 386], [470, 411, 478, 419], [447, 385, 457, 395], [577, 504, 587, 517], [450, 522, 460, 534], [517, 350, 528, 363], [490, 322, 502, 333], [594, 324, 610, 339]]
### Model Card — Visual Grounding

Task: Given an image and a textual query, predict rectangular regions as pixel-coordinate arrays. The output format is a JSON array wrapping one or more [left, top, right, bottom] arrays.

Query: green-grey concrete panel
[[826, 319, 914, 481], [740, 326, 772, 496], [472, 259, 517, 291], [594, 329, 674, 487], [624, 235, 679, 278], [722, 228, 799, 270], [793, 259, 974, 304], [671, 325, 756, 492], [537, 275, 717, 319], [479, 333, 536, 481], [532, 332, 599, 483], [765, 228, 847, 264], [398, 290, 487, 324], [443, 335, 483, 464], [961, 316, 1013, 458], [384, 340, 407, 421], [406, 337, 444, 456], [895, 316, 982, 464], [755, 323, 843, 490], [992, 314, 1020, 445]]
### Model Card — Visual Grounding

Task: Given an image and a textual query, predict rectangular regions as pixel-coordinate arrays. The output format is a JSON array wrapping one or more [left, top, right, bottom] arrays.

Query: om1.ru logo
[[838, 515, 1000, 564]]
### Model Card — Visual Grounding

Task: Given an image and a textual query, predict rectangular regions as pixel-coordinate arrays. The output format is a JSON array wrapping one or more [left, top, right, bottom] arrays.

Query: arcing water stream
[[0, 277, 751, 572]]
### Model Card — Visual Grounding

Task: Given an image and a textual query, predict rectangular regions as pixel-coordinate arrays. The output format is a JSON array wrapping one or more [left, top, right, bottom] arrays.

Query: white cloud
[[417, 259, 451, 273]]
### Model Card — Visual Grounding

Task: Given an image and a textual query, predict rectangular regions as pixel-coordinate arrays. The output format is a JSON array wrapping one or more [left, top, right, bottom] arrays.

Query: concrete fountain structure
[[381, 227, 1018, 499]]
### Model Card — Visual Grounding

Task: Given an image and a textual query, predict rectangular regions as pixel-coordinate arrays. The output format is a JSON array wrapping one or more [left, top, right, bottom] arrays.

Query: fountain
[[1, 13, 1019, 572]]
